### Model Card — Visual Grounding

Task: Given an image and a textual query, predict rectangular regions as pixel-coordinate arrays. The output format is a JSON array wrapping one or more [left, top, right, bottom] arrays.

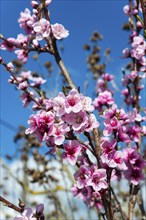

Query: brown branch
[[137, 191, 146, 219], [0, 196, 22, 213], [0, 58, 43, 109], [0, 35, 52, 54], [140, 0, 146, 30], [110, 187, 128, 220], [128, 184, 140, 220]]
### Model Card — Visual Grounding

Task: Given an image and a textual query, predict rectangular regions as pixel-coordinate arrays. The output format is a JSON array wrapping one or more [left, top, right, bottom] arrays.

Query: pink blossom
[[131, 45, 145, 60], [122, 48, 131, 58], [51, 23, 69, 40], [0, 38, 16, 52], [30, 77, 46, 87], [53, 92, 66, 116], [93, 91, 114, 111], [127, 125, 142, 142], [33, 18, 50, 41], [20, 70, 32, 79], [49, 122, 70, 145], [82, 96, 95, 112], [65, 89, 82, 114], [101, 139, 117, 154], [62, 140, 82, 165], [20, 92, 34, 107], [32, 39, 39, 47], [117, 126, 131, 143], [7, 62, 14, 72], [74, 165, 90, 189], [31, 1, 39, 8], [132, 35, 144, 48], [129, 70, 138, 79], [14, 208, 36, 220], [89, 191, 102, 210], [15, 49, 28, 63], [45, 0, 52, 6], [128, 108, 142, 123], [17, 81, 28, 90], [85, 113, 100, 132], [18, 8, 36, 34], [123, 5, 138, 16], [124, 167, 144, 185], [102, 104, 117, 119], [102, 73, 114, 81], [122, 88, 129, 96], [87, 168, 108, 191], [101, 150, 127, 170], [25, 110, 55, 142], [63, 111, 88, 132], [16, 34, 29, 45], [123, 147, 140, 165]]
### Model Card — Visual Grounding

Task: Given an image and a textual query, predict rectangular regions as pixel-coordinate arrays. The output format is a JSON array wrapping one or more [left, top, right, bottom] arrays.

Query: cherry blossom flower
[[51, 23, 69, 40], [87, 168, 108, 191], [101, 151, 127, 170], [33, 18, 50, 41], [85, 113, 100, 132], [45, 0, 52, 6], [18, 8, 36, 34], [122, 48, 131, 58], [74, 165, 90, 189], [123, 5, 138, 16], [14, 208, 36, 220], [65, 89, 83, 114], [100, 139, 117, 154], [15, 49, 28, 63], [49, 122, 70, 145], [20, 70, 32, 79], [30, 77, 46, 87], [62, 140, 82, 165], [31, 1, 39, 8], [20, 92, 34, 107], [0, 38, 16, 52], [93, 91, 114, 111], [53, 92, 66, 116], [17, 81, 28, 90], [25, 110, 55, 142], [124, 167, 144, 185], [7, 62, 14, 72]]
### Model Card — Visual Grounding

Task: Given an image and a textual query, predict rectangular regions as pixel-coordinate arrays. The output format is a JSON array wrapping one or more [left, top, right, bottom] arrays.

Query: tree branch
[[0, 196, 22, 213]]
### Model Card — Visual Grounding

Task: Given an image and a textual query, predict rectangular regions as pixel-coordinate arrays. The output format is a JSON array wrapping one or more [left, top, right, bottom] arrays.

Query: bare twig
[[111, 186, 128, 220], [0, 196, 22, 213], [140, 0, 146, 30]]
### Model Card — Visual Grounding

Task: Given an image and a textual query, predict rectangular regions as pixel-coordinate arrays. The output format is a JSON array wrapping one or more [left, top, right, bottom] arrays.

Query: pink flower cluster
[[93, 91, 114, 111], [123, 147, 146, 185], [96, 73, 114, 93], [99, 103, 146, 185], [14, 203, 44, 220], [72, 165, 107, 209], [0, 1, 69, 63], [8, 69, 46, 107], [26, 89, 99, 150], [102, 104, 144, 143]]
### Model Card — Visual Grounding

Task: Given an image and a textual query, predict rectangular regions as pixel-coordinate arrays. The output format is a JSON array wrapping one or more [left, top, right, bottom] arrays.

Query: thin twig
[[111, 186, 128, 220], [0, 196, 22, 213], [0, 59, 43, 108], [140, 0, 146, 30]]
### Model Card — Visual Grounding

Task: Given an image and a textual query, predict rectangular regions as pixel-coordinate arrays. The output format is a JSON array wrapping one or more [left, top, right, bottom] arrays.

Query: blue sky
[[0, 0, 129, 157]]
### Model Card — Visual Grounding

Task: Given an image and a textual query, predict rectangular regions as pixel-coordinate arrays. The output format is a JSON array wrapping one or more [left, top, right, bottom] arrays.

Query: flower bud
[[45, 0, 52, 6], [36, 203, 44, 215], [31, 0, 39, 8], [7, 62, 14, 72], [17, 81, 28, 90]]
